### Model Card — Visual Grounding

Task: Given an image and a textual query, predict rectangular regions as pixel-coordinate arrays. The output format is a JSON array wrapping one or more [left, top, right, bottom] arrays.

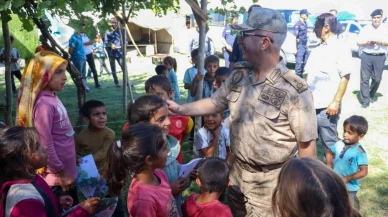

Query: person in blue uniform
[[294, 9, 310, 78], [221, 14, 238, 67]]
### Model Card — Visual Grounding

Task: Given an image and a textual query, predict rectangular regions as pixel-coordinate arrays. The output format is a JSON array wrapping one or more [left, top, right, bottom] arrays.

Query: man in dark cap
[[167, 6, 317, 216], [357, 9, 388, 108], [294, 9, 311, 78]]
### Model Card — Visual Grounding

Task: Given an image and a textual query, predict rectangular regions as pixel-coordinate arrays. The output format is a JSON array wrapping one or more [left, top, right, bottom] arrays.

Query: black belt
[[364, 52, 386, 56], [237, 159, 285, 173]]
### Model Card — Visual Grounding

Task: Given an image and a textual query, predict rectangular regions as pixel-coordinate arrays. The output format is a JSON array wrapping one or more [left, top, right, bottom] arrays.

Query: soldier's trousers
[[360, 53, 386, 104], [295, 44, 310, 78], [228, 161, 281, 217]]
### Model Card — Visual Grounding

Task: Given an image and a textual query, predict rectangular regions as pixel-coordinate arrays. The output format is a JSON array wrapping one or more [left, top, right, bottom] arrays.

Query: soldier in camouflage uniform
[[168, 7, 317, 217]]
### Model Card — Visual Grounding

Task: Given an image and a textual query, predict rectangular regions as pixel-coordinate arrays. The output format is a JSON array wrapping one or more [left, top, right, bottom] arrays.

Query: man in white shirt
[[305, 13, 352, 151], [81, 23, 102, 89], [357, 9, 388, 108]]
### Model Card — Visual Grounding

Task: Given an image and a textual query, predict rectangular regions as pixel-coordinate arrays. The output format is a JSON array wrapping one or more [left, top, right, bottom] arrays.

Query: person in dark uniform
[[357, 9, 388, 108], [228, 36, 244, 69], [221, 14, 238, 67], [294, 9, 310, 78]]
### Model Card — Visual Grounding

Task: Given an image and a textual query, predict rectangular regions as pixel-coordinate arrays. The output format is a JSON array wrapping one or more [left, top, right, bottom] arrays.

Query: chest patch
[[258, 84, 287, 109], [232, 71, 244, 85], [175, 120, 182, 129]]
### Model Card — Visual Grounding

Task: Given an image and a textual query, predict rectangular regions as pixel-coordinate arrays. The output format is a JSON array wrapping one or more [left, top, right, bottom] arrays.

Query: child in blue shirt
[[190, 55, 219, 99], [183, 48, 199, 103], [163, 56, 180, 100], [326, 115, 369, 210]]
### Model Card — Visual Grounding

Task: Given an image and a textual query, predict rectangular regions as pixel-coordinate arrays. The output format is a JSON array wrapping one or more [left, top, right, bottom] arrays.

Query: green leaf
[[36, 1, 52, 18], [21, 18, 35, 32], [11, 0, 25, 10], [0, 1, 11, 11]]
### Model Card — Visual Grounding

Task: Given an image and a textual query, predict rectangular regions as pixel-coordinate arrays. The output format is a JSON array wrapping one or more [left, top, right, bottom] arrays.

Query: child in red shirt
[[106, 123, 180, 217], [0, 127, 100, 217], [182, 157, 232, 217], [145, 75, 194, 163]]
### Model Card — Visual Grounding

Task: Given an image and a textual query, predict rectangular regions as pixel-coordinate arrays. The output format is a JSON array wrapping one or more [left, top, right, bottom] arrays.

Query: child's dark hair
[[10, 36, 14, 42], [155, 64, 168, 75], [127, 94, 166, 125], [191, 48, 199, 59], [215, 67, 231, 78], [80, 100, 105, 118], [145, 75, 173, 93], [0, 127, 40, 184], [163, 56, 177, 72], [344, 115, 368, 135], [204, 55, 220, 67], [198, 157, 229, 193], [272, 158, 361, 217], [106, 123, 166, 196]]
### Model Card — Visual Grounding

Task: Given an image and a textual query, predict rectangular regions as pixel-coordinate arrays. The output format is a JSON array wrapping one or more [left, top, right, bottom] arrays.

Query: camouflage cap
[[232, 7, 287, 33]]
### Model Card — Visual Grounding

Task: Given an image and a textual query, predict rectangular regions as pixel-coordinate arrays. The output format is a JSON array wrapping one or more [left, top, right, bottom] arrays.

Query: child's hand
[[56, 170, 75, 192], [210, 125, 222, 138], [342, 176, 348, 184], [213, 80, 219, 91], [60, 195, 73, 210], [194, 73, 204, 82], [190, 169, 198, 181], [80, 197, 100, 214], [170, 179, 187, 195]]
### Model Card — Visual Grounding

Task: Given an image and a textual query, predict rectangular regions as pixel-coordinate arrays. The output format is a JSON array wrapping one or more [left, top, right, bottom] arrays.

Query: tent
[[126, 10, 187, 55], [337, 11, 357, 21]]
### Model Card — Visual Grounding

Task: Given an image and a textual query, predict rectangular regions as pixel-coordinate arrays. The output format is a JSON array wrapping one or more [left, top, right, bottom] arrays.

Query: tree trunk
[[1, 11, 13, 127], [194, 0, 207, 135]]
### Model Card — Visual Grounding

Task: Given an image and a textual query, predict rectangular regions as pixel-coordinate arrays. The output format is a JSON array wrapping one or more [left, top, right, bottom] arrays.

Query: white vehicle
[[340, 20, 388, 65]]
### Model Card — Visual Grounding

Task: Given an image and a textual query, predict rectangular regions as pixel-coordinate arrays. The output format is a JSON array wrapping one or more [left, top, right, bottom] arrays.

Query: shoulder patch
[[358, 145, 366, 153], [281, 71, 308, 93]]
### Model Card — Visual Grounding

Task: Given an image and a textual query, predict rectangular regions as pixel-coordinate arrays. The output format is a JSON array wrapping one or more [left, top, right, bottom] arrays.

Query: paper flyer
[[179, 158, 202, 178], [76, 155, 108, 199]]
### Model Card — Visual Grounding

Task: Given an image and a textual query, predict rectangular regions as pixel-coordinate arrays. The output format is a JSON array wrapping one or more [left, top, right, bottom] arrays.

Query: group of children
[[0, 50, 370, 217]]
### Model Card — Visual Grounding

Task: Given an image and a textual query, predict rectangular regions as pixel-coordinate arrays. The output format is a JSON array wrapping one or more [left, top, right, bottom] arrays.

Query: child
[[190, 55, 219, 99], [164, 56, 180, 100], [183, 48, 199, 103], [272, 158, 361, 217], [155, 64, 168, 76], [325, 115, 369, 210], [0, 126, 100, 217], [106, 123, 180, 217], [213, 67, 231, 92], [181, 157, 232, 217], [16, 51, 78, 203], [213, 67, 232, 129], [145, 75, 194, 163], [195, 112, 231, 164], [122, 95, 190, 215], [92, 34, 111, 76], [76, 100, 115, 173], [0, 36, 22, 95]]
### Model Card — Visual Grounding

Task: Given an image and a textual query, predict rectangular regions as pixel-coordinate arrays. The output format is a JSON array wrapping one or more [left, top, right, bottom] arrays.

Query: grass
[[0, 55, 387, 216]]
